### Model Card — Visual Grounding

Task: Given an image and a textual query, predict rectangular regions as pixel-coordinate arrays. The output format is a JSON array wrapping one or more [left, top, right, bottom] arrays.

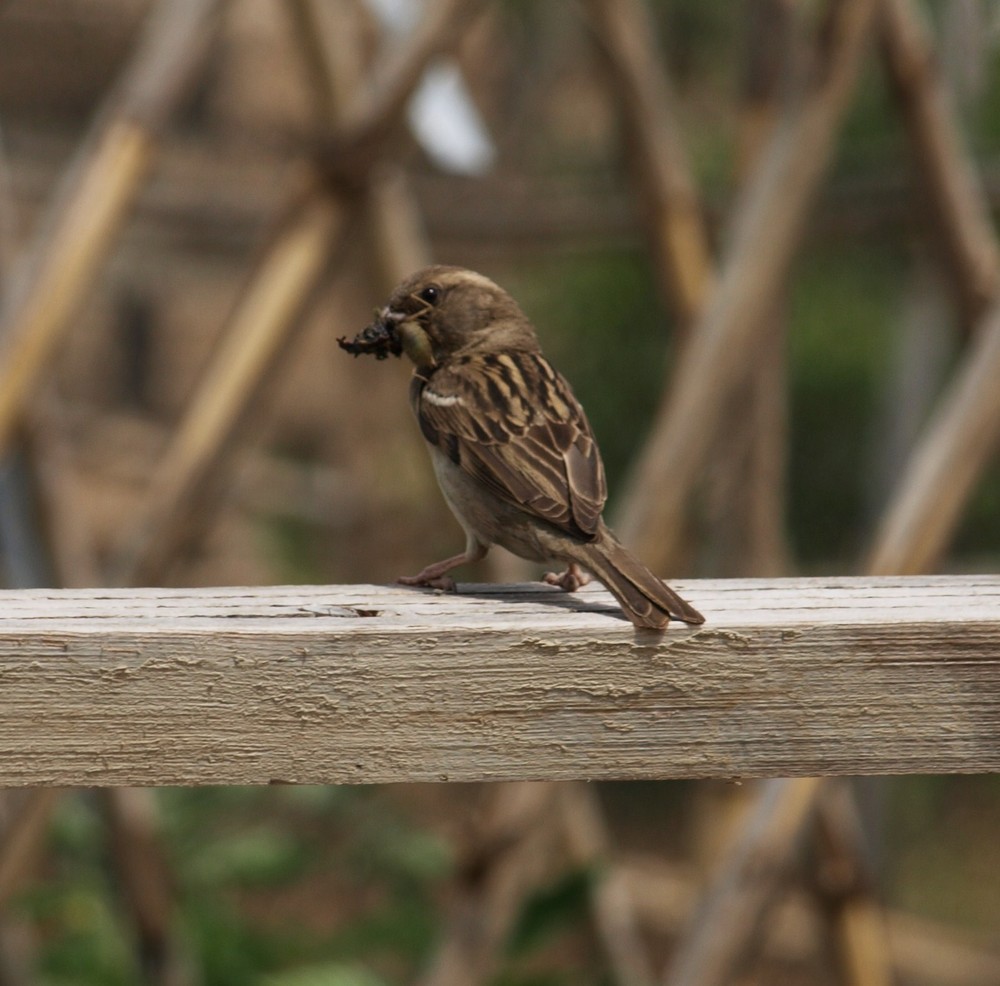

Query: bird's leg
[[397, 537, 488, 592], [543, 561, 591, 593]]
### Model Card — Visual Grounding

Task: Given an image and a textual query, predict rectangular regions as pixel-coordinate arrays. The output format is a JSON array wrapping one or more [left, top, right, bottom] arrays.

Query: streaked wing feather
[[564, 440, 603, 533], [416, 352, 606, 539]]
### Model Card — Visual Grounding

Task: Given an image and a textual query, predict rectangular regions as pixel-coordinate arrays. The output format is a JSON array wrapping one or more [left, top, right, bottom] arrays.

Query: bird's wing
[[414, 351, 606, 539]]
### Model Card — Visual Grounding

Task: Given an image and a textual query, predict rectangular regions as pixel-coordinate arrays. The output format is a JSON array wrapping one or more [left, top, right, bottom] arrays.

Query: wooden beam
[[322, 0, 486, 179], [286, 0, 433, 287], [867, 297, 1000, 575], [558, 782, 658, 986], [106, 190, 344, 587], [663, 776, 824, 986], [584, 0, 715, 327], [415, 782, 555, 986], [622, 854, 1000, 986], [0, 0, 221, 459], [0, 789, 64, 905], [0, 575, 996, 787], [879, 0, 1000, 328], [615, 0, 876, 569], [108, 0, 478, 588]]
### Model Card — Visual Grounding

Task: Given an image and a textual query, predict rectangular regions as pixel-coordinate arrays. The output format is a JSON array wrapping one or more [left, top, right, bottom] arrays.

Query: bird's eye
[[419, 286, 439, 305]]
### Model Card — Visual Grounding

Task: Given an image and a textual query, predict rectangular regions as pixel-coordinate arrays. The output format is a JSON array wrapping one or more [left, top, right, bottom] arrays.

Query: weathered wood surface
[[0, 576, 997, 786]]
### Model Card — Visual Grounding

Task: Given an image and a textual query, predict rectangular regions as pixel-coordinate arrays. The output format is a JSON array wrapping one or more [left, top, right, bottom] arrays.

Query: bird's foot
[[543, 563, 591, 593], [397, 554, 470, 592], [397, 571, 458, 592], [396, 545, 487, 594]]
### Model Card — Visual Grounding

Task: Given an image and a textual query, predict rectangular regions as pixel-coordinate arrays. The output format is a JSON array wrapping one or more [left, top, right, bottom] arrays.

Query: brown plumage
[[351, 265, 704, 630]]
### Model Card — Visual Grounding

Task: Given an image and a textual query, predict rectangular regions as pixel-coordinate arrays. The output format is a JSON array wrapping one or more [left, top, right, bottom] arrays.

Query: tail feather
[[576, 536, 705, 630]]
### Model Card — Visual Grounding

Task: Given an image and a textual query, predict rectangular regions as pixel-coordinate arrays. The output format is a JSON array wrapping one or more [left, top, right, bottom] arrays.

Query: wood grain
[[0, 576, 997, 786]]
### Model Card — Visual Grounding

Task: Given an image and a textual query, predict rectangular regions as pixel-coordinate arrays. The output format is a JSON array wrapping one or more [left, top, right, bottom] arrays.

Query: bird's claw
[[397, 573, 458, 592], [543, 564, 591, 593]]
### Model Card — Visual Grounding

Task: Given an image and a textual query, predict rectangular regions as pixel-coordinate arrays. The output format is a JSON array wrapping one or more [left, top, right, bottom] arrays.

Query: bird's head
[[344, 266, 539, 374]]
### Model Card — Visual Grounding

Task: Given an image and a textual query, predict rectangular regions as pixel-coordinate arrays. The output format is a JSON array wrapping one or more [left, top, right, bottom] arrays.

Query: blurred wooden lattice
[[0, 0, 481, 980], [0, 0, 998, 984]]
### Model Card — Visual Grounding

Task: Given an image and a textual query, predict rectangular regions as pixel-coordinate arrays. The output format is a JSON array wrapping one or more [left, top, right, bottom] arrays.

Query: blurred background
[[0, 0, 998, 983]]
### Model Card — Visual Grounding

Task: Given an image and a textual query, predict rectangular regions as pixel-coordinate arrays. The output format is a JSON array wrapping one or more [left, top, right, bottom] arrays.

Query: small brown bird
[[342, 265, 704, 630]]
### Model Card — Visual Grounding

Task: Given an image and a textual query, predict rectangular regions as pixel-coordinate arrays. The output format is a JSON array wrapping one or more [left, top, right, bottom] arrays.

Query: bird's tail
[[575, 533, 705, 630]]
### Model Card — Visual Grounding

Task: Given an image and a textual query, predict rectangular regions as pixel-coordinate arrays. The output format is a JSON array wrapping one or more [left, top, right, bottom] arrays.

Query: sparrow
[[340, 265, 704, 630]]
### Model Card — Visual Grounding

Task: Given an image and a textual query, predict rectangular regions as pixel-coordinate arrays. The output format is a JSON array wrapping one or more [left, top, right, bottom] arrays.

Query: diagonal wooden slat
[[583, 0, 715, 328], [663, 777, 824, 986], [109, 0, 482, 588], [615, 0, 878, 571], [0, 0, 223, 459], [868, 295, 1000, 576], [879, 0, 1000, 328], [107, 189, 345, 587]]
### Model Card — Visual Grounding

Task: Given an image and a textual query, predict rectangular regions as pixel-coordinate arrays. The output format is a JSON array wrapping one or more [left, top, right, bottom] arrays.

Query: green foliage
[[187, 828, 311, 887], [18, 883, 135, 986], [953, 457, 1000, 560], [8, 787, 451, 986], [184, 896, 299, 986], [261, 964, 388, 986], [506, 866, 594, 957], [8, 778, 1000, 982], [260, 511, 328, 586], [972, 53, 1000, 152], [787, 240, 901, 564], [490, 972, 583, 986], [835, 59, 908, 178], [886, 776, 1000, 935], [20, 796, 135, 985]]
